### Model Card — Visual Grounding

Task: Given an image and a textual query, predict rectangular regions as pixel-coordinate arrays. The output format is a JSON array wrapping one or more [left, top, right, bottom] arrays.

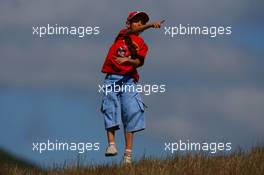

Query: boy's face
[[128, 16, 146, 31]]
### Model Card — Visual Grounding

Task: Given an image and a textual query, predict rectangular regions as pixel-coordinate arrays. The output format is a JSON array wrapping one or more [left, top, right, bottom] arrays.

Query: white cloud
[[148, 115, 194, 138], [145, 86, 264, 140], [0, 41, 106, 88], [147, 40, 250, 80]]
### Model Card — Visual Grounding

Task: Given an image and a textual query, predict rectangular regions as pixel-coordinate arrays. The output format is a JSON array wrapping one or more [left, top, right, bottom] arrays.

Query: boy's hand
[[150, 20, 164, 28], [113, 55, 140, 67], [113, 55, 131, 64]]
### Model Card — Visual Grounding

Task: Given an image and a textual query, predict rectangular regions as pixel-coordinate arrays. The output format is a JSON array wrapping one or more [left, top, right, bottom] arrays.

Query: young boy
[[101, 11, 163, 164]]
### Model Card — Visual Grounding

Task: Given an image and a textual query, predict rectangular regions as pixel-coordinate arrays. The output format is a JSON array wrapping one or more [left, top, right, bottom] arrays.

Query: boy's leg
[[120, 83, 146, 163], [107, 128, 115, 144], [105, 128, 118, 156], [123, 131, 133, 164], [124, 131, 133, 151]]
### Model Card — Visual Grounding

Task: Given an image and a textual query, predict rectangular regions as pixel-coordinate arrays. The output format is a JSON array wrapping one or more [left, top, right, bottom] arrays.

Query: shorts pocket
[[101, 93, 117, 114], [101, 96, 108, 113], [135, 94, 147, 112]]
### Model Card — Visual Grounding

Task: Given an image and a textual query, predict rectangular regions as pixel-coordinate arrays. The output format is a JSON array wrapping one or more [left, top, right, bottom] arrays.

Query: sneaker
[[105, 144, 118, 157], [123, 154, 132, 164]]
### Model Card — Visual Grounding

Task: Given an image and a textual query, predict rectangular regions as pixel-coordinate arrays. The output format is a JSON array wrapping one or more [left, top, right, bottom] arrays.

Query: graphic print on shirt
[[115, 40, 139, 58]]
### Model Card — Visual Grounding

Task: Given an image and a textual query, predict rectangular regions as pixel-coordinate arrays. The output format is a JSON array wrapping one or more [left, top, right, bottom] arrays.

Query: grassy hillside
[[0, 148, 41, 175], [1, 146, 263, 175]]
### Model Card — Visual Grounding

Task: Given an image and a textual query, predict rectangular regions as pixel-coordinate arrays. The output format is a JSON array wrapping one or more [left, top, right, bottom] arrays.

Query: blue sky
[[0, 0, 263, 167]]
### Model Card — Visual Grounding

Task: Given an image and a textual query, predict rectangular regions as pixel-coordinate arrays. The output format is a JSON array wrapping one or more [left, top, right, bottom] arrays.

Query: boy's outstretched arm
[[125, 20, 164, 35]]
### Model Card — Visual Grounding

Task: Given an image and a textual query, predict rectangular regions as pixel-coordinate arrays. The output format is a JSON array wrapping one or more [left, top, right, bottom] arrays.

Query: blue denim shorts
[[100, 74, 146, 133]]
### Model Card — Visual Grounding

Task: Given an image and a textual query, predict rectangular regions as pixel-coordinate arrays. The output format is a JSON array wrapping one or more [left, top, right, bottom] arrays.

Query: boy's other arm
[[113, 56, 141, 68]]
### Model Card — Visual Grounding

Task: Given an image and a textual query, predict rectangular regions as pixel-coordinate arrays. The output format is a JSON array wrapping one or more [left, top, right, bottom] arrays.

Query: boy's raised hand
[[151, 20, 165, 28]]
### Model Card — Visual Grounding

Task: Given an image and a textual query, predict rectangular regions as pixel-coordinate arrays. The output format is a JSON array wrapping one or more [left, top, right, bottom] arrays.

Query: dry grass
[[1, 146, 263, 175]]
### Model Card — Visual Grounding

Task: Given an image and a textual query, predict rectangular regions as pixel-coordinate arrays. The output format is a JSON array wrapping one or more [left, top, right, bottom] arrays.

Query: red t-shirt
[[101, 29, 148, 82]]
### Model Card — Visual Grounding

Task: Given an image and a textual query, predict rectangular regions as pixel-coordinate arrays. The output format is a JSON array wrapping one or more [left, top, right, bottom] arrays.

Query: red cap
[[126, 11, 149, 24]]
